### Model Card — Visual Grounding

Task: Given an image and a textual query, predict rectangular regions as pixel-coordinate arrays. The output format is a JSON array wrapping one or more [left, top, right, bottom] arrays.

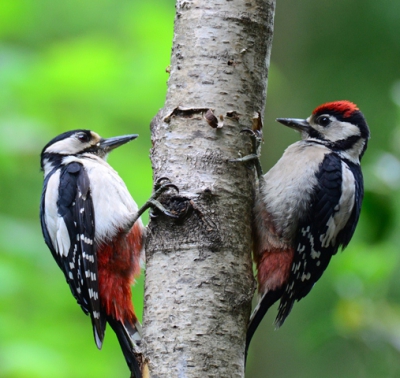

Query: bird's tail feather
[[245, 289, 283, 362], [91, 310, 107, 350], [107, 317, 143, 378]]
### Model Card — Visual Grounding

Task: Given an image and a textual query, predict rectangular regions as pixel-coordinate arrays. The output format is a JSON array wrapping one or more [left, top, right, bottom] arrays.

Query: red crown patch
[[312, 101, 359, 118]]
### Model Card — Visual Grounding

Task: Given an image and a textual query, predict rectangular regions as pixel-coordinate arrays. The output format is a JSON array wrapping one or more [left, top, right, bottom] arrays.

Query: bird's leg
[[129, 177, 180, 227], [230, 129, 263, 178]]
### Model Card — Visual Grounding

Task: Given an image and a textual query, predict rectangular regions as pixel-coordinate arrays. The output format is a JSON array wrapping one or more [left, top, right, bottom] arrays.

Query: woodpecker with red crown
[[40, 130, 176, 378], [241, 101, 370, 355]]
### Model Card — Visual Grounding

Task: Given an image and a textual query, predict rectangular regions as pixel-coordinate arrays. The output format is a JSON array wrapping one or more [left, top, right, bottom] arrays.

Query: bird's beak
[[99, 134, 138, 152], [276, 118, 311, 133]]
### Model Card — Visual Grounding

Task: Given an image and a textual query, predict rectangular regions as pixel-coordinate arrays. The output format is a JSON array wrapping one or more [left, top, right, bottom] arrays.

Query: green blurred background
[[0, 0, 399, 377]]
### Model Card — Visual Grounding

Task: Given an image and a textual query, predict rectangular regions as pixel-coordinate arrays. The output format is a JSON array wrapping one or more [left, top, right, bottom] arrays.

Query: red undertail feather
[[257, 247, 294, 294], [246, 247, 294, 359], [312, 100, 359, 118], [97, 222, 143, 324]]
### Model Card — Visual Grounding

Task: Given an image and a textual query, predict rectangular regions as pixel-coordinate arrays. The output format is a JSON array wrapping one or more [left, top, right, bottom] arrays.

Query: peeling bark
[[143, 0, 275, 376]]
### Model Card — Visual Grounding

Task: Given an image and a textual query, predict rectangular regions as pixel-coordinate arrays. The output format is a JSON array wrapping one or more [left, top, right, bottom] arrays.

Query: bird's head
[[276, 101, 370, 162], [41, 129, 138, 172]]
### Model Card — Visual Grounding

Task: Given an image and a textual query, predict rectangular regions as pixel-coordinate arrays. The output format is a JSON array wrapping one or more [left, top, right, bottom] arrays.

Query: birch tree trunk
[[143, 0, 275, 376]]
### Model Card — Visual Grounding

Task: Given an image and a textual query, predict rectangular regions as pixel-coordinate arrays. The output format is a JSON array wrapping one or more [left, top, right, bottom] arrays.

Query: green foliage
[[1, 0, 400, 377]]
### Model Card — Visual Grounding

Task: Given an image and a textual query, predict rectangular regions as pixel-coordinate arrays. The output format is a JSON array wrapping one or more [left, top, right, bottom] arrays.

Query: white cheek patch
[[319, 120, 361, 142], [45, 138, 90, 155], [45, 138, 82, 155]]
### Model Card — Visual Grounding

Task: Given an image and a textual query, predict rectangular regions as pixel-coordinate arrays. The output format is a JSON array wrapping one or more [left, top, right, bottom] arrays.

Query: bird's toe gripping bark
[[126, 178, 180, 229], [142, 177, 180, 219], [230, 128, 263, 177]]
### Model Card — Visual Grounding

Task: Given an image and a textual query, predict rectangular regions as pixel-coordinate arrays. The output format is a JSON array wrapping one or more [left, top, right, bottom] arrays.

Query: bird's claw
[[129, 178, 180, 226], [240, 128, 263, 146], [154, 177, 180, 194], [149, 177, 180, 219], [148, 199, 179, 219], [239, 128, 262, 138], [230, 128, 263, 177]]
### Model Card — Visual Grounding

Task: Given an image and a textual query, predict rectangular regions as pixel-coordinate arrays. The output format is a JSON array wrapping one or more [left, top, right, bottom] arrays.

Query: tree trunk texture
[[143, 0, 275, 377]]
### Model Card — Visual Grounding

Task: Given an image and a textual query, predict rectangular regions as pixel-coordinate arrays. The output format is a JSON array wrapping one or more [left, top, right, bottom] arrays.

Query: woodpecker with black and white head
[[40, 130, 164, 378], [245, 101, 370, 353]]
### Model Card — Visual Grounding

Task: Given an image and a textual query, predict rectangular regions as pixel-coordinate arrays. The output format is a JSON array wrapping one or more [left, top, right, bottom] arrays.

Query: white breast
[[259, 141, 329, 241]]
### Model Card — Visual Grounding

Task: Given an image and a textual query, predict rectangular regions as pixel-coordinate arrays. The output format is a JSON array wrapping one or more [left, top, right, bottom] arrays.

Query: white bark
[[143, 0, 275, 376]]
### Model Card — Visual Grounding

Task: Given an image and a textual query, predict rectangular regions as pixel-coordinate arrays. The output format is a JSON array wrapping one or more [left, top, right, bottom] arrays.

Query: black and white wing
[[40, 162, 106, 347], [276, 153, 362, 326]]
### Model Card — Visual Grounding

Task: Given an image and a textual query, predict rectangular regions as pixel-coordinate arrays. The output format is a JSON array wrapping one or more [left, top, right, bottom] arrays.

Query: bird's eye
[[77, 133, 90, 143], [317, 116, 331, 127]]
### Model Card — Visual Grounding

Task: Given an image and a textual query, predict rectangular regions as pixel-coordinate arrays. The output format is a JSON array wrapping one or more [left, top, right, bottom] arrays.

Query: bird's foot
[[147, 177, 180, 219], [230, 128, 263, 177]]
